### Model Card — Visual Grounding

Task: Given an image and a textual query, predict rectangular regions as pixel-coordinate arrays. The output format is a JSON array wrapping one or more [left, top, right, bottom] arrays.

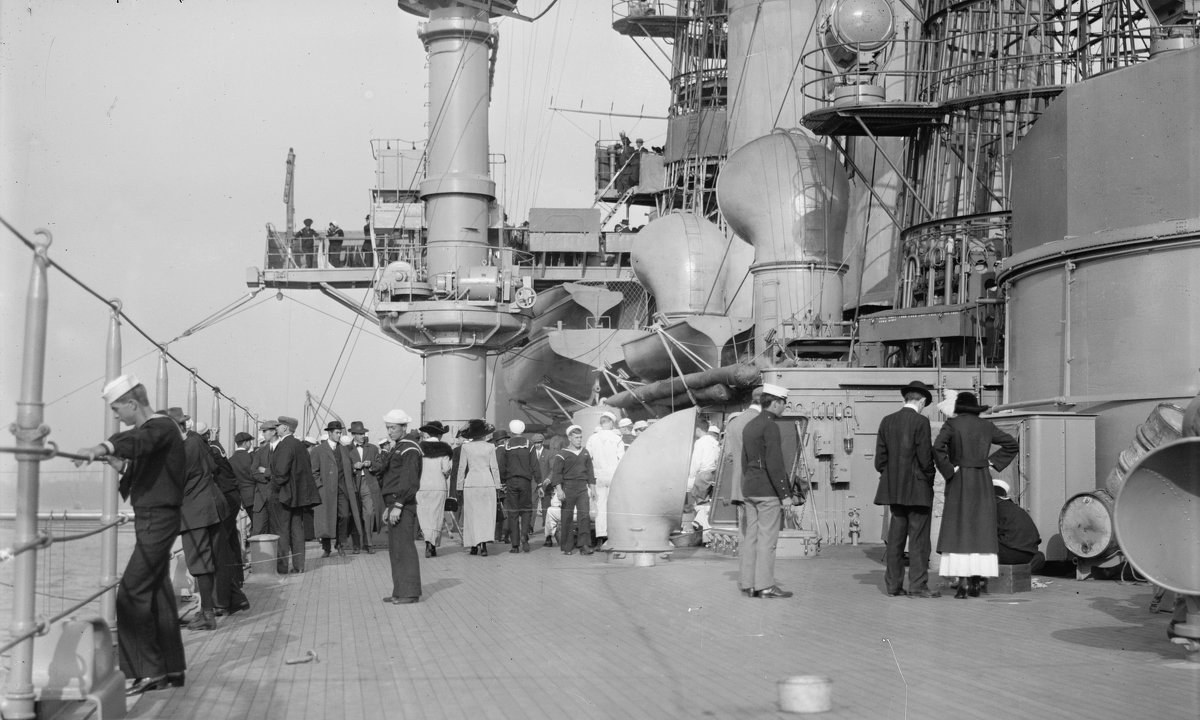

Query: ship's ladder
[[600, 187, 637, 227]]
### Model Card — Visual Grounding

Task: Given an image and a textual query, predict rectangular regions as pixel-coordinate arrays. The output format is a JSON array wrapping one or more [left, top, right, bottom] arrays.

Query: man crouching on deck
[[371, 409, 423, 604], [74, 374, 187, 695]]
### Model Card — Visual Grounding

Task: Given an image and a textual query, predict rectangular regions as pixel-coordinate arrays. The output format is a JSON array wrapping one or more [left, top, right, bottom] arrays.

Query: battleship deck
[[120, 539, 1199, 720]]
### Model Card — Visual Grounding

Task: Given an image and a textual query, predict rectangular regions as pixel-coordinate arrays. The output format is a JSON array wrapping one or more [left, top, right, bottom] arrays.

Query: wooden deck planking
[[127, 541, 1200, 720]]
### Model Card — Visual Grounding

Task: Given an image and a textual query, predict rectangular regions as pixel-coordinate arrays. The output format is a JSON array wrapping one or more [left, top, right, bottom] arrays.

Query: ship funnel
[[1113, 437, 1200, 596], [607, 407, 697, 557], [632, 213, 733, 317]]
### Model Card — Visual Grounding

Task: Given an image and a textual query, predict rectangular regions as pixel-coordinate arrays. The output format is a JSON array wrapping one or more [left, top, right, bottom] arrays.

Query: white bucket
[[778, 675, 832, 714], [247, 534, 280, 580]]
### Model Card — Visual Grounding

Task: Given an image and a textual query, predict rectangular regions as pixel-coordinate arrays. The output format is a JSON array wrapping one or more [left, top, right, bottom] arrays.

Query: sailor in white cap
[[585, 410, 624, 546], [497, 419, 542, 553], [74, 374, 187, 693], [548, 424, 596, 554], [993, 478, 1044, 572], [738, 383, 796, 599], [616, 417, 635, 451], [376, 410, 423, 604], [688, 416, 721, 504]]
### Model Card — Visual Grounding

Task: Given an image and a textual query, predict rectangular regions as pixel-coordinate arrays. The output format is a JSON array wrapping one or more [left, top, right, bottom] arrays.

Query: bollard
[[778, 675, 832, 714], [247, 534, 280, 580]]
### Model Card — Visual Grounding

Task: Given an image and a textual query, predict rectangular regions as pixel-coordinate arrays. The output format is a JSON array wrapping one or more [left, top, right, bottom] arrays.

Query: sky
[[0, 0, 667, 508]]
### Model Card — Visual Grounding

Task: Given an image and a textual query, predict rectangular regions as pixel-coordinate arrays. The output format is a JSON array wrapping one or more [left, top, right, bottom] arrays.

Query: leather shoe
[[739, 587, 754, 597], [364, 545, 374, 554], [166, 672, 185, 688], [955, 584, 968, 599], [393, 597, 419, 605], [887, 589, 909, 597], [581, 547, 594, 555], [754, 585, 793, 599], [320, 550, 332, 558], [521, 541, 530, 553], [562, 550, 574, 555], [510, 547, 521, 554], [480, 544, 488, 557], [126, 675, 171, 696], [382, 595, 398, 604], [909, 589, 942, 598], [469, 546, 478, 556]]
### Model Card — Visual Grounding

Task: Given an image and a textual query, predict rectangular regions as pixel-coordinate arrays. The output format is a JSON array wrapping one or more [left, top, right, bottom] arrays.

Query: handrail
[[0, 443, 96, 463], [0, 514, 130, 563]]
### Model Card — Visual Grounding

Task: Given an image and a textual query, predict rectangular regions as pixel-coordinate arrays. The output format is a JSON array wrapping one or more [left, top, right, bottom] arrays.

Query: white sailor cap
[[760, 383, 788, 400], [566, 424, 583, 435], [196, 421, 209, 435], [632, 420, 649, 431], [992, 478, 1011, 497], [599, 411, 617, 422], [707, 425, 721, 434], [617, 418, 632, 429], [508, 419, 526, 435], [383, 409, 413, 425], [101, 374, 141, 405]]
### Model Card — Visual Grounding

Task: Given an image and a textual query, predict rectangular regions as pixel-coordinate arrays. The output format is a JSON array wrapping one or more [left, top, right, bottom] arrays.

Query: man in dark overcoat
[[266, 415, 322, 573], [873, 380, 940, 598]]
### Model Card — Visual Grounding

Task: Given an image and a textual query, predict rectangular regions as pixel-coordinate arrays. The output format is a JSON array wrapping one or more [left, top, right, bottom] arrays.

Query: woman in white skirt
[[415, 421, 453, 557], [455, 419, 500, 557], [933, 392, 1019, 598]]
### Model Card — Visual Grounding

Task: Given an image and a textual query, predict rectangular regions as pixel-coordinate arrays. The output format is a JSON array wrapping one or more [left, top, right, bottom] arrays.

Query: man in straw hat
[[373, 409, 423, 604], [739, 384, 796, 599], [873, 380, 940, 598], [74, 374, 187, 694]]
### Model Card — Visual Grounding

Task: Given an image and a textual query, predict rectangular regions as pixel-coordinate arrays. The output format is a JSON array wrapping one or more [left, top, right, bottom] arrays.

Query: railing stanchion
[[2, 228, 53, 720], [156, 350, 169, 410], [100, 300, 123, 630]]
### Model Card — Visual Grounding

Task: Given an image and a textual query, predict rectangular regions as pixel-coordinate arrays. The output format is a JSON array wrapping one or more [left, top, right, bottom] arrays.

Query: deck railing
[[1, 222, 264, 719]]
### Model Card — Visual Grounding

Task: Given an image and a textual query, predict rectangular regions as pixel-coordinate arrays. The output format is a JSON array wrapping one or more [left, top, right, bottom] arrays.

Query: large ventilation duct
[[1113, 435, 1200, 655], [718, 130, 852, 355], [1114, 437, 1200, 596], [632, 213, 735, 317], [607, 408, 697, 557]]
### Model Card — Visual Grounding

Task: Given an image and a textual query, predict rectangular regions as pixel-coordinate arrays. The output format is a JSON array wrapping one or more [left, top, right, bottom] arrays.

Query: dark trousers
[[505, 482, 534, 547], [248, 502, 270, 536], [336, 486, 353, 548], [269, 495, 307, 573], [558, 481, 592, 551], [387, 507, 421, 599], [885, 504, 932, 593], [214, 504, 248, 611], [118, 506, 185, 679]]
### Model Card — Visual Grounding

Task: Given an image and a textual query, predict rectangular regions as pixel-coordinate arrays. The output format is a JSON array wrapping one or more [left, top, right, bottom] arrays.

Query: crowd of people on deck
[[74, 371, 1045, 696]]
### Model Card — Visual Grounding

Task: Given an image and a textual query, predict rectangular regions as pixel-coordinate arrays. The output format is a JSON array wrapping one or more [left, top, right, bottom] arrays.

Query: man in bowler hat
[[874, 380, 941, 598]]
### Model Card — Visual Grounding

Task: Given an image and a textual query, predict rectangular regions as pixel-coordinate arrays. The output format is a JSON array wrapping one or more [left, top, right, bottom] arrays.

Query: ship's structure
[[247, 0, 1200, 589]]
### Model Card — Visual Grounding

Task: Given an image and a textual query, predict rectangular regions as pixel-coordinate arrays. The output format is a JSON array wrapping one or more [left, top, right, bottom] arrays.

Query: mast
[[380, 1, 530, 426]]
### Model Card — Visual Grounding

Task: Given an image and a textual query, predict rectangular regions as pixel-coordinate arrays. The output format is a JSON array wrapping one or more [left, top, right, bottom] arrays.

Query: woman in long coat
[[455, 419, 500, 556], [933, 392, 1019, 598], [415, 421, 453, 557]]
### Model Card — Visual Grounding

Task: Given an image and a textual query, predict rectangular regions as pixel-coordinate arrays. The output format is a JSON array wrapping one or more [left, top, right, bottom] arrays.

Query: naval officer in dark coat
[[75, 374, 187, 695], [738, 383, 795, 599], [873, 380, 939, 598]]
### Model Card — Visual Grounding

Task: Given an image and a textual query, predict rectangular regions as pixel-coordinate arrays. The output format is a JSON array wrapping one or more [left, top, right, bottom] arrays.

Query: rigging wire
[[2, 216, 258, 419]]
